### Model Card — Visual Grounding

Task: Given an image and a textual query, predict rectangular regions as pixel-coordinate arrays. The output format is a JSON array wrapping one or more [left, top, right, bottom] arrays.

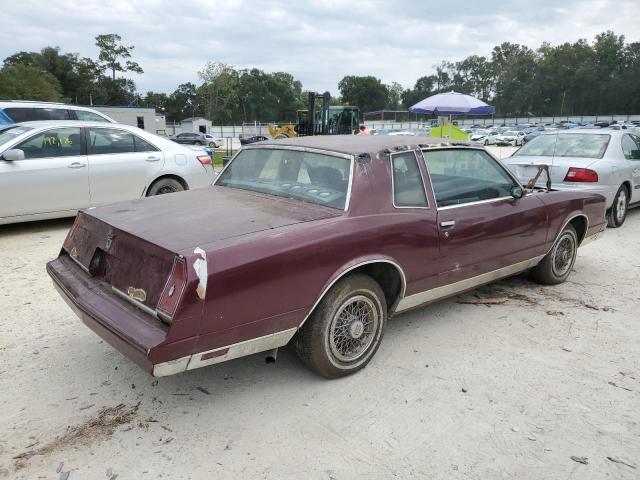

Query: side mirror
[[1, 149, 25, 161], [511, 185, 524, 199]]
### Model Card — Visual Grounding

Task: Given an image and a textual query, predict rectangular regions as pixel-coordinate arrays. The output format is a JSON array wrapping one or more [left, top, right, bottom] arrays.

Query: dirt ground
[[1, 209, 639, 479]]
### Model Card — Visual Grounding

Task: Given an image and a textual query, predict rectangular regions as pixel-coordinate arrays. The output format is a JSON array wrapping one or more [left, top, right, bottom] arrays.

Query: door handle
[[440, 220, 456, 228], [146, 156, 160, 162], [67, 162, 86, 169]]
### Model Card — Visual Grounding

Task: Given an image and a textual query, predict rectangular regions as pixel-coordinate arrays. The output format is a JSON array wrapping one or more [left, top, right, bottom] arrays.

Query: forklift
[[268, 92, 361, 138]]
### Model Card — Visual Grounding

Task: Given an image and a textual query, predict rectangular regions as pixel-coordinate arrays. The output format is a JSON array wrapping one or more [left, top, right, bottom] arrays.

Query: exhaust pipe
[[265, 348, 278, 364]]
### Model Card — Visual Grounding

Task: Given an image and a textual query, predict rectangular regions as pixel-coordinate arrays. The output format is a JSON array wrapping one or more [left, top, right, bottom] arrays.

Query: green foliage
[[338, 76, 389, 113], [95, 34, 144, 81], [0, 64, 62, 101], [2, 30, 640, 121]]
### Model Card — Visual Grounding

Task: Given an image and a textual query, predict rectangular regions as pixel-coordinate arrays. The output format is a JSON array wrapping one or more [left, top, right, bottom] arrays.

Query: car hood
[[84, 186, 342, 254]]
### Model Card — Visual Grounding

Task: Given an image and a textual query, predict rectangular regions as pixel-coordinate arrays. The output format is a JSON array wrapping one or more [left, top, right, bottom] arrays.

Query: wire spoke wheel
[[551, 233, 576, 278], [328, 295, 379, 363]]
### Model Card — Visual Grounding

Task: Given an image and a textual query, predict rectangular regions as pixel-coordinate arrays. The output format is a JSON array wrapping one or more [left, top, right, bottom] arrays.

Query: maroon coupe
[[47, 136, 607, 378]]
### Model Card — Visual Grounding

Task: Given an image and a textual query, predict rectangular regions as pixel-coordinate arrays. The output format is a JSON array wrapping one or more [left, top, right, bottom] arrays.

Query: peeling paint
[[193, 247, 207, 300]]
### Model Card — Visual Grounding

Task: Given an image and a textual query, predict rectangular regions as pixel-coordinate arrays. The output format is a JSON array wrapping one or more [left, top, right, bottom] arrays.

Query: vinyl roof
[[257, 134, 477, 155]]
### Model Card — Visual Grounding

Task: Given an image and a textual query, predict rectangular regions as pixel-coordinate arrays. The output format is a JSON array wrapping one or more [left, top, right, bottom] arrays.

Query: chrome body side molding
[[395, 255, 544, 313], [152, 327, 297, 377]]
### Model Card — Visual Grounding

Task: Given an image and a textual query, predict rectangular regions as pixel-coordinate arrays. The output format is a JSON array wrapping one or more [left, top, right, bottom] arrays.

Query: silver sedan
[[0, 121, 215, 225], [504, 129, 640, 227]]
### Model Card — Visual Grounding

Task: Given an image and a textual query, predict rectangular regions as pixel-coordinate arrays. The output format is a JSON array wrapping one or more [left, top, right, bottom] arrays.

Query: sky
[[1, 0, 639, 95]]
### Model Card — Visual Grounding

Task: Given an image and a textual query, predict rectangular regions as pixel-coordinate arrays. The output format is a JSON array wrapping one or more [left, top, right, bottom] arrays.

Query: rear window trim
[[214, 145, 355, 212]]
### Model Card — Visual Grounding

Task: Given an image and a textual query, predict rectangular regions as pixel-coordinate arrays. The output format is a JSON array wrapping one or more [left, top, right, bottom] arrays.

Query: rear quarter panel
[[536, 190, 606, 243]]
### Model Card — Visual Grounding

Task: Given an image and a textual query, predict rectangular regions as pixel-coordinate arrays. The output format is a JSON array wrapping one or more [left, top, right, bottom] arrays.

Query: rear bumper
[[47, 254, 169, 374]]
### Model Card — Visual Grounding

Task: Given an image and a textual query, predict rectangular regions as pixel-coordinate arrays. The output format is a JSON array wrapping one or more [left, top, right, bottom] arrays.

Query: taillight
[[157, 256, 187, 323], [564, 167, 598, 182], [197, 155, 212, 166]]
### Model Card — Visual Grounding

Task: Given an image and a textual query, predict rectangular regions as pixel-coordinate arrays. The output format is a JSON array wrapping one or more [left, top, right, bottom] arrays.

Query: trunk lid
[[504, 155, 598, 186], [63, 186, 341, 310]]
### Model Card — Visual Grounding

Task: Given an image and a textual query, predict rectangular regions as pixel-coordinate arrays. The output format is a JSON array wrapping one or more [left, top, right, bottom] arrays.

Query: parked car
[[47, 136, 606, 379], [470, 130, 500, 145], [388, 130, 416, 136], [523, 130, 544, 143], [504, 129, 639, 227], [239, 135, 269, 145], [495, 130, 527, 146], [203, 133, 222, 148], [0, 100, 115, 125], [0, 121, 215, 225], [170, 132, 210, 146]]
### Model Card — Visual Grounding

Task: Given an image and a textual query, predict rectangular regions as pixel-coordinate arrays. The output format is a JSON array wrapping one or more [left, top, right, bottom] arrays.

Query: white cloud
[[1, 0, 638, 95]]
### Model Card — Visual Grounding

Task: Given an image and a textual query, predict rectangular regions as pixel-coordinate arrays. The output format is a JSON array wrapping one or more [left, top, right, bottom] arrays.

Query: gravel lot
[[1, 189, 639, 479]]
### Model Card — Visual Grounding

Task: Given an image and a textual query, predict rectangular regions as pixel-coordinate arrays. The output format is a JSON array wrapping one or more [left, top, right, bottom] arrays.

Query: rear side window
[[14, 127, 82, 159], [622, 135, 640, 160], [423, 149, 516, 208], [514, 134, 610, 159], [89, 128, 135, 155], [75, 110, 109, 122], [391, 151, 428, 207], [4, 107, 71, 122]]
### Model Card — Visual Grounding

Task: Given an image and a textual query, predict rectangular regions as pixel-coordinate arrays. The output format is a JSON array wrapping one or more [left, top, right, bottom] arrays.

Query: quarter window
[[423, 149, 516, 207], [134, 136, 158, 152], [75, 110, 109, 122], [89, 128, 135, 155], [622, 134, 640, 160], [15, 127, 82, 159], [391, 151, 428, 207]]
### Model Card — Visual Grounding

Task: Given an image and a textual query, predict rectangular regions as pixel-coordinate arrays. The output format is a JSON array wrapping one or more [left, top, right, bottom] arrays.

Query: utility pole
[[559, 91, 566, 118]]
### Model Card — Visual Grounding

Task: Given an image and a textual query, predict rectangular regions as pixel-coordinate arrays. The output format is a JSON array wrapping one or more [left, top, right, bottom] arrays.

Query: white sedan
[[504, 129, 640, 227], [0, 121, 215, 225], [470, 130, 500, 145]]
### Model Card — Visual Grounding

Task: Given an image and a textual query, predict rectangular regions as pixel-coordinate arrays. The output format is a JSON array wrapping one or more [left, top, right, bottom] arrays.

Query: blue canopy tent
[[409, 91, 495, 139]]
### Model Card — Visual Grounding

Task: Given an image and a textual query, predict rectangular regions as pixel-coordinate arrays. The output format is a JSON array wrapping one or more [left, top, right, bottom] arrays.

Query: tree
[[386, 82, 404, 109], [95, 34, 143, 81], [0, 64, 62, 101], [338, 76, 389, 113], [401, 75, 437, 108]]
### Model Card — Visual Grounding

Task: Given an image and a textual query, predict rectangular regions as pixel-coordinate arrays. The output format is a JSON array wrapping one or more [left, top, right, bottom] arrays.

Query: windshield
[[514, 133, 610, 159], [0, 126, 33, 147], [216, 148, 352, 210]]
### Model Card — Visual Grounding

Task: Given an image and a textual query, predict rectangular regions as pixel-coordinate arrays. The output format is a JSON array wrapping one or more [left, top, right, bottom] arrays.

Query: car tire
[[530, 224, 578, 285], [484, 139, 488, 146], [208, 142, 216, 148], [606, 185, 629, 228], [193, 141, 202, 146], [296, 274, 386, 378], [147, 178, 185, 196]]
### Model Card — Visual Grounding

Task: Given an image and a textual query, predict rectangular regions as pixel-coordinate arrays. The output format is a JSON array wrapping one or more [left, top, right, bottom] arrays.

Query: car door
[[87, 127, 165, 206], [622, 134, 640, 203], [422, 148, 549, 287], [0, 126, 89, 219]]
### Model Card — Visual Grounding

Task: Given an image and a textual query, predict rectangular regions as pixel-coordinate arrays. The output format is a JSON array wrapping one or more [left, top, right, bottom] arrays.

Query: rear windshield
[[514, 133, 610, 159], [216, 148, 352, 210], [0, 125, 33, 146]]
